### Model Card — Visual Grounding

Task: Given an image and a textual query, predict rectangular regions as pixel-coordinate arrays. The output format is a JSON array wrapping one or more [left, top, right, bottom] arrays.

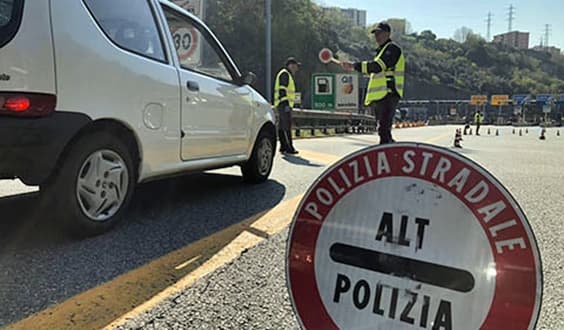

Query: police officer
[[274, 57, 300, 154], [342, 22, 404, 144], [474, 110, 484, 135]]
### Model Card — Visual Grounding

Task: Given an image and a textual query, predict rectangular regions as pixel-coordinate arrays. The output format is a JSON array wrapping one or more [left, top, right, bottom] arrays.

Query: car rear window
[[0, 0, 23, 48], [83, 0, 167, 63]]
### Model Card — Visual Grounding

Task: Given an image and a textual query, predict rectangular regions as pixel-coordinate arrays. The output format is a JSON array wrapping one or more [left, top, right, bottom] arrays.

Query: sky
[[316, 0, 564, 50]]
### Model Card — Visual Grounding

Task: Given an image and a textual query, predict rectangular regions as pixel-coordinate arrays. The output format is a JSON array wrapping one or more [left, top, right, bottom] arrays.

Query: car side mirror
[[241, 72, 257, 86]]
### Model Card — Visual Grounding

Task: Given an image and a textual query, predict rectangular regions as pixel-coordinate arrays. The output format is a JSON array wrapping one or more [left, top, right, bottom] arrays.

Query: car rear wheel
[[241, 130, 275, 184], [43, 131, 136, 236]]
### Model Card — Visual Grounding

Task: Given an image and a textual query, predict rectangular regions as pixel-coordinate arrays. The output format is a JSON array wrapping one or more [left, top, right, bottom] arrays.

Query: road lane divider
[[4, 194, 303, 330], [105, 194, 303, 329], [292, 149, 341, 166]]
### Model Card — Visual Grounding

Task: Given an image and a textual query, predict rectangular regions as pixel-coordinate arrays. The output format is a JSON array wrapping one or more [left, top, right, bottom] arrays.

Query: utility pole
[[544, 24, 551, 49], [486, 12, 493, 41], [265, 0, 272, 103], [507, 4, 515, 32]]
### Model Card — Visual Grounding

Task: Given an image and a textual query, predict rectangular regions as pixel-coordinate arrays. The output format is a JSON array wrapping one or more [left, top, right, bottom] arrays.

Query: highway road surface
[[0, 125, 562, 330]]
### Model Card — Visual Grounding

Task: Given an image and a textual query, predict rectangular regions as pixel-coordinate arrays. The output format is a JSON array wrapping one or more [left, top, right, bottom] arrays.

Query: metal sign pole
[[265, 0, 272, 103]]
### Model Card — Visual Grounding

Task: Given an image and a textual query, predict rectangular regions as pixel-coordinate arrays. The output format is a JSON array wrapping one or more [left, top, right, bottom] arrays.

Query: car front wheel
[[241, 130, 275, 184]]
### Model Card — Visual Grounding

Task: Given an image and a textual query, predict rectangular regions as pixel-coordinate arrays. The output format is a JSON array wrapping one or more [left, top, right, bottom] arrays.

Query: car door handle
[[186, 80, 200, 92]]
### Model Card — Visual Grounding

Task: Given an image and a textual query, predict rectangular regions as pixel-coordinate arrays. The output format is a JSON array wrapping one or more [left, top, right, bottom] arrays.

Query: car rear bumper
[[0, 112, 91, 185]]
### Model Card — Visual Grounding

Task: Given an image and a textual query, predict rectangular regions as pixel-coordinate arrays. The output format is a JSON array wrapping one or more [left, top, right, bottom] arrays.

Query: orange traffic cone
[[488, 128, 491, 135], [526, 128, 529, 134], [512, 128, 516, 134], [519, 129, 522, 136], [496, 129, 499, 136]]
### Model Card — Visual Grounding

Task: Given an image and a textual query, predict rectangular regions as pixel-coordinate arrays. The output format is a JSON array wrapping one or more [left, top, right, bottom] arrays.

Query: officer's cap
[[286, 57, 302, 67], [371, 22, 392, 34]]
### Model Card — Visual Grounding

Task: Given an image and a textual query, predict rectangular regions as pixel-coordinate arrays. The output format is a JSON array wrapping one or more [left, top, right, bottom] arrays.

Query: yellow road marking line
[[174, 255, 201, 271], [105, 194, 302, 329], [250, 195, 302, 236], [289, 149, 341, 165], [5, 195, 303, 330], [105, 230, 265, 330]]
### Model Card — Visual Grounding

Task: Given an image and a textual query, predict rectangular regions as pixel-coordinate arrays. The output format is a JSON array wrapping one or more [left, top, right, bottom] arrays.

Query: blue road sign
[[512, 94, 530, 106], [535, 94, 553, 105]]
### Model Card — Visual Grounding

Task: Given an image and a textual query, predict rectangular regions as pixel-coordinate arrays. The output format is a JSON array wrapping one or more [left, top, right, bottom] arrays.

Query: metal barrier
[[289, 109, 377, 138], [274, 109, 429, 139]]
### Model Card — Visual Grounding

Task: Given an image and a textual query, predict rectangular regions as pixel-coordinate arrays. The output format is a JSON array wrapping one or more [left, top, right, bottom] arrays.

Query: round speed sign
[[172, 27, 199, 62]]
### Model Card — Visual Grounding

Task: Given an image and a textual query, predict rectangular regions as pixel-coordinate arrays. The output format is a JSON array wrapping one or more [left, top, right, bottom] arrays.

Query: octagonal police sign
[[286, 143, 542, 330]]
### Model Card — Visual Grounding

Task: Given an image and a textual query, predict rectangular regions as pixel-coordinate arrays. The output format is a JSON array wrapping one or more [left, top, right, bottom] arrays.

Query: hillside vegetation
[[204, 0, 564, 101]]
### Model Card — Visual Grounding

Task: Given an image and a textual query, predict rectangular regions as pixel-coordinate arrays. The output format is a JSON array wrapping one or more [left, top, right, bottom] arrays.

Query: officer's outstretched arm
[[353, 61, 384, 75], [353, 44, 402, 75]]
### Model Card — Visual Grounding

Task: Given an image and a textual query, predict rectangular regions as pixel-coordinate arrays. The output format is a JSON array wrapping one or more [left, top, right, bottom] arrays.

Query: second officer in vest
[[274, 57, 300, 154], [342, 22, 405, 144]]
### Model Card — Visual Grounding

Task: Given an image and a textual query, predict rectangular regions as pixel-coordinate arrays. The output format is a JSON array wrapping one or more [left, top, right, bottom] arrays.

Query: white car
[[0, 0, 277, 235]]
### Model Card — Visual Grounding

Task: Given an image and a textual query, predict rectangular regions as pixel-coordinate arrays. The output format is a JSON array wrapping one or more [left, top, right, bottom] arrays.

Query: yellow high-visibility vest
[[274, 69, 296, 108], [363, 43, 405, 105], [474, 113, 484, 124]]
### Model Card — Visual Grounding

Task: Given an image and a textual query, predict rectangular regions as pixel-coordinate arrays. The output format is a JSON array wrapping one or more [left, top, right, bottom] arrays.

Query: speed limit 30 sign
[[172, 27, 200, 63], [287, 143, 542, 330]]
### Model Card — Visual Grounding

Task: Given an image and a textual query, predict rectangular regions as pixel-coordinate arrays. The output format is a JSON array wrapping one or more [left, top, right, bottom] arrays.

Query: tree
[[454, 27, 474, 43], [418, 30, 437, 41], [406, 21, 414, 34]]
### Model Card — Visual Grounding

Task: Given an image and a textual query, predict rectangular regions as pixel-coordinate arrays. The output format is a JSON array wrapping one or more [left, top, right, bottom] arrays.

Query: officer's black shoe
[[287, 149, 299, 155]]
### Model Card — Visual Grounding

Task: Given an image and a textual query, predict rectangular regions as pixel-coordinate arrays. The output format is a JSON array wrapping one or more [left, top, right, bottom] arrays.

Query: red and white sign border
[[286, 142, 543, 330]]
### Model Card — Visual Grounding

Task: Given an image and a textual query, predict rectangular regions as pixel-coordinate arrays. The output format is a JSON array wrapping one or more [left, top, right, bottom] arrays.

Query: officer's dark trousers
[[278, 107, 295, 152], [476, 123, 481, 135], [371, 94, 400, 144]]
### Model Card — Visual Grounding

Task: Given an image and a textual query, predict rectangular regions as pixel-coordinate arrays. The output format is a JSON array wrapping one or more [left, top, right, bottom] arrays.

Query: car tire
[[43, 131, 137, 237], [241, 129, 276, 184]]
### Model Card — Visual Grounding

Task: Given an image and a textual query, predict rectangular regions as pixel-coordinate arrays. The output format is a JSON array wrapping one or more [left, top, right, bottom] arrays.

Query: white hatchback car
[[0, 0, 277, 235]]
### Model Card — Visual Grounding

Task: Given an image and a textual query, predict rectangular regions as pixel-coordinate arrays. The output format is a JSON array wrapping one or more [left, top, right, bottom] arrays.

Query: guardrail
[[291, 109, 376, 137], [280, 109, 429, 138]]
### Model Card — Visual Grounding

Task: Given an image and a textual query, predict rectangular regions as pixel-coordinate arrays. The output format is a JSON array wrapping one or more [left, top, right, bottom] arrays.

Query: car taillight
[[4, 96, 31, 112], [0, 93, 56, 117]]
